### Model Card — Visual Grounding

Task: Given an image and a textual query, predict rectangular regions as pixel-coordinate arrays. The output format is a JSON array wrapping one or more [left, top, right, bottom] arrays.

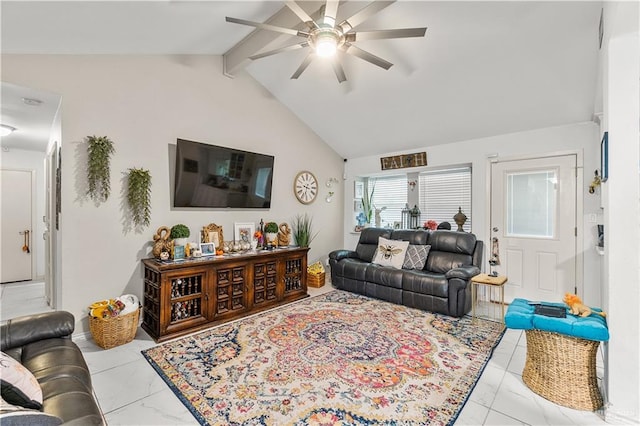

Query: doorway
[[490, 154, 578, 303], [1, 82, 62, 313]]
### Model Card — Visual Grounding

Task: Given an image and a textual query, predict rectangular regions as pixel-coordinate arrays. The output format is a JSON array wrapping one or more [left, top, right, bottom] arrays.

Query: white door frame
[[485, 150, 584, 297]]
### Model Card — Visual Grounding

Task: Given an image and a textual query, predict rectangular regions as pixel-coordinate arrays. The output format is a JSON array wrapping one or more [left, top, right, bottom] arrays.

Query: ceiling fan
[[226, 0, 427, 83]]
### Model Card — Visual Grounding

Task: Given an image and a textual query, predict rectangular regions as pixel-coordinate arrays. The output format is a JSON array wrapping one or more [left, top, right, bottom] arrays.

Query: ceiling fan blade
[[346, 27, 427, 42], [323, 0, 340, 26], [226, 16, 309, 38], [285, 1, 318, 28], [331, 58, 347, 83], [339, 1, 395, 33], [343, 44, 393, 70], [291, 53, 315, 79], [250, 42, 309, 60]]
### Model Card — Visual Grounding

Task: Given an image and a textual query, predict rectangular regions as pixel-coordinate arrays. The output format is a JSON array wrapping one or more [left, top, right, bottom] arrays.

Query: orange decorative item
[[563, 293, 606, 318]]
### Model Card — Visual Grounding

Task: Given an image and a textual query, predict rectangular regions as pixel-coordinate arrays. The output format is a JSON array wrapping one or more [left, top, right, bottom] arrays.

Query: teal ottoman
[[505, 298, 608, 411]]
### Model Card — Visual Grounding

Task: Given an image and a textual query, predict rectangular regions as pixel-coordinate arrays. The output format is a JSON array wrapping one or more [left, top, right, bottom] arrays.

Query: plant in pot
[[126, 168, 151, 228], [361, 180, 376, 225], [264, 222, 279, 247], [170, 224, 190, 247], [86, 135, 115, 203], [292, 213, 318, 248]]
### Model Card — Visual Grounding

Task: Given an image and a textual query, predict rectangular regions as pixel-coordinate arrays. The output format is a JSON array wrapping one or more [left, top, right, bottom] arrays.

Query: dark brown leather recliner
[[329, 228, 483, 317], [1, 311, 105, 425]]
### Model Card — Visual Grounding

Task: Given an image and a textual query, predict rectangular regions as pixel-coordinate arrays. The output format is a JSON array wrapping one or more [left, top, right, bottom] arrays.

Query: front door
[[490, 155, 577, 302], [1, 169, 33, 283]]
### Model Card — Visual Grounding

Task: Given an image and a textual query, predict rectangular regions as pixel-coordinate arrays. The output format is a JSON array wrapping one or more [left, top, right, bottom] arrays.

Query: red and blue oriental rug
[[142, 290, 504, 425]]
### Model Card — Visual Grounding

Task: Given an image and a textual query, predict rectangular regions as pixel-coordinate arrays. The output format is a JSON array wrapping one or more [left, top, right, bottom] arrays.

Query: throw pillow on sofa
[[1, 398, 62, 426], [372, 237, 410, 269], [402, 244, 431, 270], [0, 352, 42, 410]]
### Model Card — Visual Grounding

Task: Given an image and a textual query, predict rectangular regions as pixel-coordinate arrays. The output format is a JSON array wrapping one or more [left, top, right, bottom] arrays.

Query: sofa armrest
[[1, 311, 75, 351], [329, 250, 359, 262], [445, 265, 481, 280]]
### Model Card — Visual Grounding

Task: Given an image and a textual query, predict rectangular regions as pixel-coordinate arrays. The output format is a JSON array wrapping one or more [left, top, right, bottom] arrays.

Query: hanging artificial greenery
[[86, 135, 115, 202], [127, 168, 152, 228]]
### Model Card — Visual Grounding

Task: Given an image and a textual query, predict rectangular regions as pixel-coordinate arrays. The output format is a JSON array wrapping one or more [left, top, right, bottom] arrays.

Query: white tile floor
[[1, 281, 609, 425]]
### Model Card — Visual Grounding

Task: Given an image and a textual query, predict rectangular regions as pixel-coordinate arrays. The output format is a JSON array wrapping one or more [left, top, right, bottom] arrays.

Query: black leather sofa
[[329, 228, 483, 317], [1, 311, 105, 425]]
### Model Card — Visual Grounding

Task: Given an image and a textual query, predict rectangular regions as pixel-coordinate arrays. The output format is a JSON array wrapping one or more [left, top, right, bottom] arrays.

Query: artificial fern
[[86, 135, 115, 202], [127, 168, 152, 227]]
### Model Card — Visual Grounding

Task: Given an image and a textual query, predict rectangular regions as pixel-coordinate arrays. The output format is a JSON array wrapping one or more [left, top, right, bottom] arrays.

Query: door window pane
[[506, 170, 556, 238]]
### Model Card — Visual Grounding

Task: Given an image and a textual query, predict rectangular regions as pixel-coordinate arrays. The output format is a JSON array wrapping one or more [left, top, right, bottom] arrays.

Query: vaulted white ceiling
[[1, 1, 602, 158]]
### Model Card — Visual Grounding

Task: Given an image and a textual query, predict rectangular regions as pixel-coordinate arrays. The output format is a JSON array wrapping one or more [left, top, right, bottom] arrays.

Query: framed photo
[[600, 132, 608, 182], [200, 242, 215, 256], [354, 199, 363, 212], [173, 245, 185, 260], [354, 181, 364, 199], [234, 222, 255, 243], [201, 223, 224, 250]]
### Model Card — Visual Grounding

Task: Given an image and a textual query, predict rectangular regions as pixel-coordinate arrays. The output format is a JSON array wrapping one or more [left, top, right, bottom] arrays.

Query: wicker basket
[[522, 329, 603, 411], [308, 272, 326, 288], [89, 308, 140, 350]]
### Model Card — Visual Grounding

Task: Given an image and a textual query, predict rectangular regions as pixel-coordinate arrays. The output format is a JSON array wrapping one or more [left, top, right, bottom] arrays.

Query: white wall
[[0, 148, 46, 280], [2, 55, 345, 333], [345, 122, 602, 304], [601, 1, 640, 422]]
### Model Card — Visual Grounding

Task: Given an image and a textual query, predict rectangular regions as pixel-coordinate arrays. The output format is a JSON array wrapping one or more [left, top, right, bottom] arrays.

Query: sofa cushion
[[390, 229, 430, 245], [429, 230, 476, 255], [337, 258, 370, 281], [372, 237, 409, 269], [364, 264, 404, 289], [0, 352, 42, 410], [402, 244, 431, 270], [402, 270, 449, 298], [355, 228, 391, 262]]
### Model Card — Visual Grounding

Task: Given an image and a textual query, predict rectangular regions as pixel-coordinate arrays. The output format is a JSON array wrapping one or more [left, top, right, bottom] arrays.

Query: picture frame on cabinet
[[601, 132, 608, 182], [234, 222, 255, 243], [200, 242, 215, 256]]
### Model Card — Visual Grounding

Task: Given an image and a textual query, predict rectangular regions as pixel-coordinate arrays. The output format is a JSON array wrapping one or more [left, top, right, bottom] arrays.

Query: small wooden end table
[[471, 273, 508, 324]]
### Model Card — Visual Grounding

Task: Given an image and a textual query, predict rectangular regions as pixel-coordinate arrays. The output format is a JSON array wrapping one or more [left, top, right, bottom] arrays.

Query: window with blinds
[[369, 175, 407, 228], [418, 167, 472, 231]]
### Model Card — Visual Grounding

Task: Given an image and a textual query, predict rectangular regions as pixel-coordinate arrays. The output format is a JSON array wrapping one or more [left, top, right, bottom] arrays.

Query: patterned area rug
[[142, 290, 504, 425]]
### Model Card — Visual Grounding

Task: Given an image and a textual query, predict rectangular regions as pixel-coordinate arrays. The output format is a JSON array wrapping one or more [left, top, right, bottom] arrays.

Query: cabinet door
[[281, 254, 307, 300], [253, 259, 279, 308], [163, 269, 209, 336], [214, 264, 248, 319]]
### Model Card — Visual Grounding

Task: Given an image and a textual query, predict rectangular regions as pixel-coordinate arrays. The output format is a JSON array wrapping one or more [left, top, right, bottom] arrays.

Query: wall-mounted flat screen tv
[[173, 139, 274, 208]]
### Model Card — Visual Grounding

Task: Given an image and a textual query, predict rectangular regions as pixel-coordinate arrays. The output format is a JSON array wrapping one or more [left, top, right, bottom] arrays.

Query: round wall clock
[[293, 171, 318, 204]]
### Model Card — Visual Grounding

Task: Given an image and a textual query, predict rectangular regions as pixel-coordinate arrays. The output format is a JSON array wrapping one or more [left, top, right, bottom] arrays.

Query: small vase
[[454, 207, 467, 232], [174, 238, 188, 247]]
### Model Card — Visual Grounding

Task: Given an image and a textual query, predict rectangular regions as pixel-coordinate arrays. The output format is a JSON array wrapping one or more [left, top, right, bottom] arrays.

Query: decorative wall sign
[[380, 152, 427, 170]]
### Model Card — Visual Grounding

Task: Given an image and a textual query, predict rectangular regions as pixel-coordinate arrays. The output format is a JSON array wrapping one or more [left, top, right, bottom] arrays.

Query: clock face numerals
[[294, 171, 318, 204]]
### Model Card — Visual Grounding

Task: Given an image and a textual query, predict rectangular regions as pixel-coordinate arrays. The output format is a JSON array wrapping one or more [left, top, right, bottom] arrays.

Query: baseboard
[[604, 406, 640, 425]]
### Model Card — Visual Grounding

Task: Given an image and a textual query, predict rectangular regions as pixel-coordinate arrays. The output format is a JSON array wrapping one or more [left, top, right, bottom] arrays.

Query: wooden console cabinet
[[142, 247, 309, 342]]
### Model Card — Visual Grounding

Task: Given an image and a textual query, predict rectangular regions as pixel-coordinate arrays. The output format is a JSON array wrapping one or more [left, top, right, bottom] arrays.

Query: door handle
[[21, 230, 30, 253]]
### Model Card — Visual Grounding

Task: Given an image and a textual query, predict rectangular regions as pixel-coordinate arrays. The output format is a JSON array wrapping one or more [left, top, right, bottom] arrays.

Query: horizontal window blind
[[369, 176, 407, 228], [418, 167, 472, 231]]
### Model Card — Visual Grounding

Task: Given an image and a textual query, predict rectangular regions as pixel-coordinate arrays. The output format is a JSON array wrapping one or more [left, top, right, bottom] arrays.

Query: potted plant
[[86, 135, 115, 203], [361, 180, 376, 225], [264, 222, 279, 246], [291, 213, 318, 248], [126, 168, 151, 228], [170, 224, 190, 247]]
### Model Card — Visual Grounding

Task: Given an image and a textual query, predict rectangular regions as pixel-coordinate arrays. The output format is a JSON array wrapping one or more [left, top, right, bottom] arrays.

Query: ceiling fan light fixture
[[315, 33, 338, 57], [0, 124, 17, 137]]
